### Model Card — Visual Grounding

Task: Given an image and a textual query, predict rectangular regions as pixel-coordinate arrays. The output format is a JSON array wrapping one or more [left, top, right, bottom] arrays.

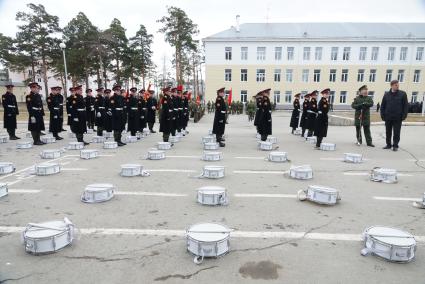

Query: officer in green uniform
[[351, 85, 374, 147]]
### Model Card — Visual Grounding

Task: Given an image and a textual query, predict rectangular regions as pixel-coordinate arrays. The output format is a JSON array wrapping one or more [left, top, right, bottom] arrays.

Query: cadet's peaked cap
[[104, 89, 111, 93], [5, 84, 14, 88], [130, 87, 137, 92], [28, 82, 38, 87], [112, 84, 121, 91], [86, 88, 92, 93], [96, 87, 104, 92], [358, 85, 368, 91], [295, 93, 301, 97], [216, 87, 225, 94], [162, 87, 170, 92], [320, 88, 330, 94]]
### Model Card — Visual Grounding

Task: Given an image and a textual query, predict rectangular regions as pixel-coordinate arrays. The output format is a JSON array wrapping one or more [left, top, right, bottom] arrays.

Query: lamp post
[[59, 42, 69, 98]]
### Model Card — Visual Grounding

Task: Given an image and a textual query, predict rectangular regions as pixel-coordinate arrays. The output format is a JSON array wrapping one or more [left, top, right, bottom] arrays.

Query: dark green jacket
[[351, 95, 374, 126]]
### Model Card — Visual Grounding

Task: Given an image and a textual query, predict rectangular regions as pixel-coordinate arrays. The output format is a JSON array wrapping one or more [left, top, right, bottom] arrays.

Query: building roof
[[204, 22, 425, 42]]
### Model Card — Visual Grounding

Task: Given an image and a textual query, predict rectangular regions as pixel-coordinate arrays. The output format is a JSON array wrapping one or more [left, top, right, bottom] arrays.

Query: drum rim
[[364, 226, 415, 245], [81, 191, 114, 203], [187, 222, 230, 242], [24, 220, 71, 238], [308, 185, 339, 194]]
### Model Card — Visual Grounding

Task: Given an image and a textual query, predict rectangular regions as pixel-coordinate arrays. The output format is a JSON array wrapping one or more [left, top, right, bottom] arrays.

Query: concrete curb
[[329, 115, 425, 126]]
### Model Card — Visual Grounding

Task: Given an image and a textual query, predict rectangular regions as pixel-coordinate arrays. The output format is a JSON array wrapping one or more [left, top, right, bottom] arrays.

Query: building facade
[[203, 22, 425, 108]]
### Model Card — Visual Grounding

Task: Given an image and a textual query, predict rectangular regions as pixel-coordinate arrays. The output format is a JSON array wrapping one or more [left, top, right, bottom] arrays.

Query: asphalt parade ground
[[0, 112, 424, 284]]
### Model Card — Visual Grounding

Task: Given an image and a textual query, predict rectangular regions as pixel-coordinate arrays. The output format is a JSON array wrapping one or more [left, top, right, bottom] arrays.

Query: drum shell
[[197, 189, 227, 205], [0, 183, 8, 198], [364, 233, 416, 263], [68, 142, 84, 150], [17, 141, 33, 149], [306, 186, 339, 205], [268, 152, 287, 162], [320, 143, 336, 151], [0, 163, 15, 174], [202, 152, 222, 161], [204, 142, 218, 150], [202, 136, 215, 144], [121, 165, 142, 177], [80, 150, 99, 160], [157, 142, 171, 150], [87, 128, 94, 134], [125, 136, 138, 143], [35, 164, 61, 176], [169, 136, 180, 143], [0, 136, 8, 143], [344, 153, 362, 163], [289, 166, 313, 180], [40, 150, 61, 159], [294, 129, 302, 135], [258, 141, 273, 151], [187, 237, 230, 258], [371, 168, 397, 183], [203, 166, 225, 179], [103, 141, 118, 149], [266, 136, 277, 144], [91, 136, 105, 143], [81, 187, 114, 203], [103, 132, 114, 139], [148, 150, 165, 160], [306, 137, 317, 144], [41, 136, 56, 144]]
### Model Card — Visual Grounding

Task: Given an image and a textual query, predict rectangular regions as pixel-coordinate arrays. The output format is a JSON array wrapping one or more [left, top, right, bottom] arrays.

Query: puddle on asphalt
[[239, 260, 282, 280]]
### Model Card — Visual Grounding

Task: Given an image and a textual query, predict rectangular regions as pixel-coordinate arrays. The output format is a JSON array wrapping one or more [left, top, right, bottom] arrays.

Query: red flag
[[228, 88, 232, 105], [196, 95, 200, 105]]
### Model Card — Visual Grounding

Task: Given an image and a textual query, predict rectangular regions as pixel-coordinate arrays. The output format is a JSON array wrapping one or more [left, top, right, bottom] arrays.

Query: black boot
[[8, 130, 18, 140], [32, 131, 44, 145]]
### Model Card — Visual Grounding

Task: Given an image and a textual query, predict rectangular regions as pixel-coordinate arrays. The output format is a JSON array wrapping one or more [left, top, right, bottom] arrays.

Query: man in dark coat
[[290, 93, 301, 134], [85, 89, 96, 130], [314, 88, 331, 148], [253, 94, 262, 134], [258, 88, 272, 141], [306, 90, 318, 137], [66, 87, 76, 126], [70, 85, 89, 145], [182, 91, 190, 135], [380, 80, 409, 151], [159, 87, 173, 142], [170, 87, 178, 137], [46, 86, 64, 140], [300, 93, 310, 138], [351, 85, 374, 147], [104, 89, 113, 134], [176, 86, 184, 135], [138, 90, 147, 132], [146, 90, 157, 133], [212, 87, 227, 147], [126, 87, 139, 137], [2, 84, 20, 140], [94, 87, 106, 136], [110, 84, 126, 146], [26, 82, 45, 145]]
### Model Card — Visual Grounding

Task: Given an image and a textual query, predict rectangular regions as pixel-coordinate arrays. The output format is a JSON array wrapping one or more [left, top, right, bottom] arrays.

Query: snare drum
[[268, 151, 288, 163], [0, 135, 8, 143], [125, 136, 138, 143], [143, 128, 150, 136], [169, 136, 180, 143], [204, 142, 219, 150], [103, 141, 118, 149], [35, 163, 61, 176], [361, 226, 416, 263], [26, 132, 32, 138], [22, 217, 74, 255], [68, 142, 84, 150], [294, 129, 302, 136], [40, 149, 62, 159], [104, 132, 114, 139], [0, 183, 8, 198], [266, 136, 277, 144], [320, 143, 336, 151], [41, 136, 56, 144], [186, 223, 230, 264], [157, 142, 171, 150], [120, 164, 142, 177], [80, 149, 99, 160], [208, 129, 213, 135], [298, 185, 341, 205], [202, 136, 215, 144], [202, 165, 225, 179], [16, 141, 33, 149], [305, 136, 317, 144], [91, 136, 106, 143], [86, 128, 94, 134], [147, 149, 166, 160], [81, 183, 115, 203], [258, 141, 273, 151], [370, 168, 397, 183], [202, 151, 222, 161], [344, 153, 363, 163], [197, 186, 228, 205], [0, 162, 15, 174], [413, 193, 425, 209], [289, 165, 313, 180]]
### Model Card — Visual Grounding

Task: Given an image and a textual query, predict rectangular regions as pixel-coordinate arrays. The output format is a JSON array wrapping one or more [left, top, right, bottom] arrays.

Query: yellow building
[[203, 22, 425, 109]]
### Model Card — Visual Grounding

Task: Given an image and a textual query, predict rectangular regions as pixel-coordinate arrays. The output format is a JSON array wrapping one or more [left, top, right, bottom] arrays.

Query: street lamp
[[59, 42, 69, 98]]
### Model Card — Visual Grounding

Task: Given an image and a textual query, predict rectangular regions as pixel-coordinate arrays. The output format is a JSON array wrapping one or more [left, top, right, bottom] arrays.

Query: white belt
[[115, 108, 123, 111], [184, 107, 188, 110], [269, 110, 272, 113], [54, 107, 60, 110], [168, 110, 173, 112], [307, 110, 316, 114], [173, 108, 177, 111], [77, 108, 85, 111], [142, 108, 147, 110], [220, 111, 226, 114], [178, 108, 183, 110], [59, 104, 63, 106], [131, 107, 138, 110], [7, 105, 15, 108], [32, 107, 41, 110], [98, 107, 105, 109], [318, 111, 323, 114]]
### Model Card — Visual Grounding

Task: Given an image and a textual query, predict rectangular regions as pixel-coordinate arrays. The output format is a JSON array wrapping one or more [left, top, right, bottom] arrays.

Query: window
[[273, 91, 281, 104], [313, 69, 321, 82], [285, 91, 292, 103], [241, 47, 248, 60], [287, 47, 294, 60], [274, 69, 281, 82], [37, 69, 41, 74], [274, 47, 282, 60], [341, 69, 348, 82], [357, 69, 365, 82], [256, 69, 265, 82], [329, 69, 336, 82], [225, 47, 232, 60], [37, 78, 42, 82], [359, 47, 367, 61], [368, 91, 375, 100], [400, 47, 408, 61], [224, 69, 232, 81], [286, 69, 293, 82], [385, 69, 393, 82], [413, 70, 421, 83], [416, 47, 423, 60], [397, 70, 405, 82], [369, 69, 376, 82], [303, 47, 311, 60], [387, 47, 395, 61], [302, 69, 309, 82], [240, 69, 247, 82], [329, 91, 335, 104], [28, 69, 33, 76], [240, 90, 247, 103], [331, 47, 338, 60], [339, 91, 347, 104], [315, 47, 322, 60], [257, 47, 266, 60], [301, 91, 308, 100], [411, 92, 418, 103], [371, 47, 379, 61], [343, 47, 351, 60]]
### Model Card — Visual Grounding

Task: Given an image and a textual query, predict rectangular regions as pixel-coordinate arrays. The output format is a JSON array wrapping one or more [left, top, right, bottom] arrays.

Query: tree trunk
[[96, 68, 101, 88], [115, 53, 120, 84], [30, 54, 36, 82], [41, 53, 49, 98]]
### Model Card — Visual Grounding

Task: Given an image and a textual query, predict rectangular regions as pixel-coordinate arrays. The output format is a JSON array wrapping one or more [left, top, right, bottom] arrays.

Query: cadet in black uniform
[[146, 90, 157, 133], [212, 87, 227, 147], [126, 87, 139, 137], [26, 82, 45, 145], [169, 87, 178, 137], [176, 86, 184, 135], [66, 87, 76, 126], [290, 93, 301, 134], [314, 88, 331, 148], [159, 87, 173, 142], [306, 91, 318, 137], [2, 84, 20, 140], [253, 94, 262, 135], [110, 85, 126, 146], [258, 88, 272, 141], [300, 93, 310, 138], [138, 90, 147, 132], [46, 86, 64, 140], [70, 85, 89, 145], [182, 91, 190, 135], [104, 89, 113, 134], [85, 89, 96, 130], [94, 87, 106, 136]]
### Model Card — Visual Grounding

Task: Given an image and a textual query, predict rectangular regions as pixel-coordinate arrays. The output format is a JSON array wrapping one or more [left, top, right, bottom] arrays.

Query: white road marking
[[167, 155, 200, 159], [6, 175, 35, 186], [234, 193, 297, 198], [407, 159, 425, 162], [98, 154, 116, 157], [320, 157, 344, 161], [115, 191, 188, 197], [233, 170, 288, 174], [146, 169, 197, 173], [61, 168, 89, 171], [234, 157, 265, 160], [8, 189, 41, 193], [343, 172, 413, 177], [1, 226, 424, 242], [373, 196, 422, 202]]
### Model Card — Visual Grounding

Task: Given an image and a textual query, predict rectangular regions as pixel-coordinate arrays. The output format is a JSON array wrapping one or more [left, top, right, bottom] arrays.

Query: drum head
[[121, 164, 141, 169], [367, 226, 415, 246], [309, 185, 337, 194], [187, 223, 229, 242], [25, 221, 67, 238], [86, 183, 114, 192], [205, 166, 224, 170], [199, 186, 225, 195]]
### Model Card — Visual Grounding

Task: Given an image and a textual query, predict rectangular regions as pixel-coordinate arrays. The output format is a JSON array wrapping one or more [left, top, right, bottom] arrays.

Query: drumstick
[[367, 234, 415, 239]]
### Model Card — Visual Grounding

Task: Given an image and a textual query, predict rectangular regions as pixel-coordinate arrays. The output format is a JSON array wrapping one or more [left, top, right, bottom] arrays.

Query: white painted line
[[343, 172, 413, 177], [234, 193, 297, 198], [167, 155, 200, 159], [115, 191, 188, 197], [6, 175, 35, 186], [61, 168, 89, 171], [146, 169, 197, 173], [0, 226, 424, 242], [234, 157, 265, 160], [233, 170, 288, 174], [407, 159, 425, 162], [373, 196, 422, 202], [320, 157, 370, 161], [8, 189, 41, 193], [98, 154, 116, 157]]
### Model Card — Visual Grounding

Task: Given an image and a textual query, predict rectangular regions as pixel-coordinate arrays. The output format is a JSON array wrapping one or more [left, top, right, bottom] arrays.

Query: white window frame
[[411, 92, 418, 103], [287, 47, 294, 60], [257, 47, 266, 61], [343, 47, 351, 61], [284, 91, 292, 103], [413, 70, 421, 83], [302, 69, 309, 82], [225, 47, 232, 60], [256, 69, 265, 82], [303, 47, 311, 60], [339, 91, 347, 104], [359, 47, 367, 61], [273, 91, 281, 104], [397, 70, 405, 82], [240, 90, 248, 103], [369, 69, 376, 82], [274, 47, 282, 61], [385, 69, 393, 82], [224, 69, 232, 81], [274, 69, 281, 82], [331, 47, 338, 61], [387, 47, 395, 61], [371, 47, 379, 61], [400, 47, 408, 61], [416, 47, 423, 61], [240, 69, 248, 82], [315, 47, 322, 60], [241, 47, 248, 60], [341, 69, 348, 82], [313, 69, 320, 82], [357, 69, 365, 82], [329, 69, 336, 82], [286, 69, 293, 82]]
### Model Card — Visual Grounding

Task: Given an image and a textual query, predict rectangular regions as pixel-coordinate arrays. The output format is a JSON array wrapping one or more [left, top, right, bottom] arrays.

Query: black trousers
[[385, 120, 402, 148], [163, 132, 170, 142], [316, 136, 324, 147], [148, 122, 154, 130], [356, 125, 372, 145], [97, 126, 103, 136], [261, 134, 267, 141]]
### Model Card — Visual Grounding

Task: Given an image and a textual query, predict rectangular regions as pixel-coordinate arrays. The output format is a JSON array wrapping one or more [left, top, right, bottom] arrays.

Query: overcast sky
[[1, 0, 425, 71]]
